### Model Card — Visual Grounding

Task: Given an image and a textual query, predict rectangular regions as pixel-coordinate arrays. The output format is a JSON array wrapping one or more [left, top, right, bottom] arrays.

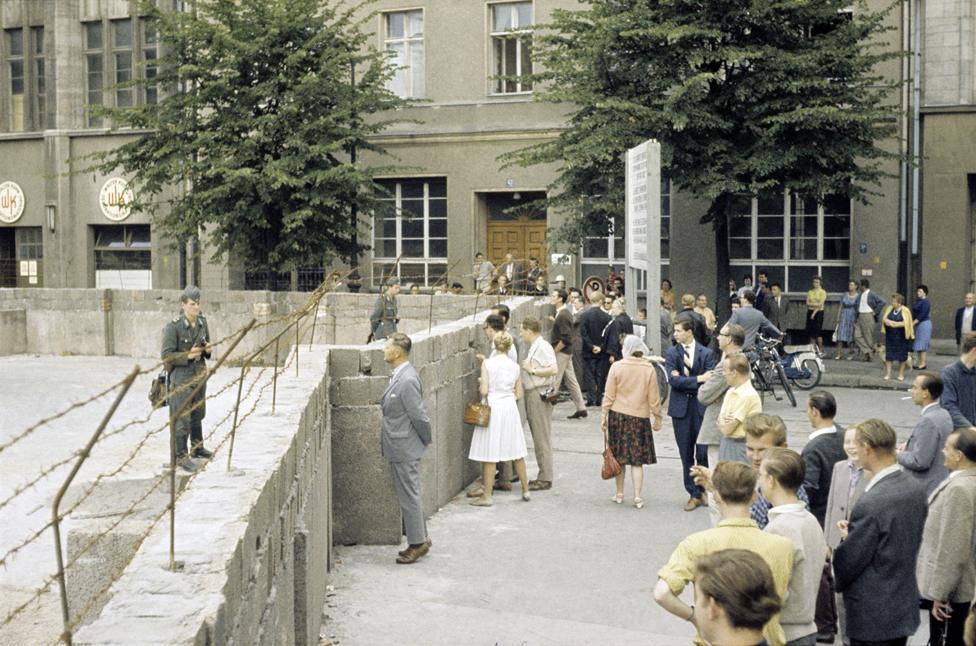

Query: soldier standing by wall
[[161, 286, 213, 472], [370, 278, 400, 341]]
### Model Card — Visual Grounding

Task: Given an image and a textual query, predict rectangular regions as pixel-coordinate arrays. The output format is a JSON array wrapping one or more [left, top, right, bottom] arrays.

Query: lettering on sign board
[[0, 181, 26, 224], [99, 178, 135, 222]]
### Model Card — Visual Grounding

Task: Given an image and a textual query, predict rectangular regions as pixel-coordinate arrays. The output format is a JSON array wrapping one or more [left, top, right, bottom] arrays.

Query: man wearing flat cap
[[370, 278, 401, 341], [161, 285, 214, 472]]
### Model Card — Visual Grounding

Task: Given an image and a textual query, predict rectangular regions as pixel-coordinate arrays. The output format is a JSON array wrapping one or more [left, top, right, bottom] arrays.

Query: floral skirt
[[607, 410, 656, 466]]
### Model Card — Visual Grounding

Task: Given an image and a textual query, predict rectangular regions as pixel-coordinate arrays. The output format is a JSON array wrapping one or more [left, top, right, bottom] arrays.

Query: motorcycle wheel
[[791, 358, 822, 390]]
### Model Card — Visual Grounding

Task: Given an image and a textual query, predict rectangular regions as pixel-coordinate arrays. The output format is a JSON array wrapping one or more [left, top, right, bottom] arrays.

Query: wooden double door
[[485, 191, 548, 269]]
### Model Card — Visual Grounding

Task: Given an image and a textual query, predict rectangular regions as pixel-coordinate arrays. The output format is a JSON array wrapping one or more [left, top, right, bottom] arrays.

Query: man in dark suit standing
[[381, 333, 433, 565], [603, 298, 634, 363], [676, 293, 709, 346], [955, 292, 976, 348], [833, 419, 928, 646], [765, 282, 790, 331], [579, 290, 612, 406], [666, 318, 717, 511]]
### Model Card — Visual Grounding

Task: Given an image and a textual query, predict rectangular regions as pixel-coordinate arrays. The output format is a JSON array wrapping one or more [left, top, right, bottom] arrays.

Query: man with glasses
[[897, 372, 953, 496]]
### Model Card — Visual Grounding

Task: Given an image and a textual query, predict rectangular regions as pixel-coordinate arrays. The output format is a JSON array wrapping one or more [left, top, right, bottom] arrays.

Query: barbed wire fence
[[0, 272, 350, 645]]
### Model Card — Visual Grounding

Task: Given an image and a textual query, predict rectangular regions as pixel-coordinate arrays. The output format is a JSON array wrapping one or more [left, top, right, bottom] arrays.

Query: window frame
[[727, 190, 853, 294], [3, 25, 46, 132], [381, 8, 425, 99], [488, 1, 534, 96], [371, 177, 448, 288], [83, 13, 160, 128]]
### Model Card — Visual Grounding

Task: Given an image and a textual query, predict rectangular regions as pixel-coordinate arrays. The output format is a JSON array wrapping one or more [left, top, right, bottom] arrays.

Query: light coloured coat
[[916, 467, 976, 604], [823, 460, 867, 550]]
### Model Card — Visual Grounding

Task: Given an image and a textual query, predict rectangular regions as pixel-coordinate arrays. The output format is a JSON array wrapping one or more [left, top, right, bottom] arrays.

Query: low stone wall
[[0, 309, 27, 354], [329, 296, 546, 545], [74, 347, 333, 646], [0, 288, 505, 360]]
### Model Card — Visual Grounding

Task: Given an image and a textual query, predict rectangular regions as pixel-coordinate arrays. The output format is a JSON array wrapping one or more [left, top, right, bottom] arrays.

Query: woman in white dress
[[468, 332, 531, 506]]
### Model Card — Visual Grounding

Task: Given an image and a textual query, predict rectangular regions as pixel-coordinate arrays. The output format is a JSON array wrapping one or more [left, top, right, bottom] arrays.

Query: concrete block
[[0, 309, 27, 355]]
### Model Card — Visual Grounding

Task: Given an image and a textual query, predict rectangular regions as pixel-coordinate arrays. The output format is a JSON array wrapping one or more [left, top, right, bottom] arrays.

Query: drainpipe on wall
[[898, 0, 911, 294], [911, 0, 922, 261]]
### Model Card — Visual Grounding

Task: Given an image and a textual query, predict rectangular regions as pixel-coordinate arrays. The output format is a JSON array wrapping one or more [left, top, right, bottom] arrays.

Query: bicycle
[[749, 334, 797, 408]]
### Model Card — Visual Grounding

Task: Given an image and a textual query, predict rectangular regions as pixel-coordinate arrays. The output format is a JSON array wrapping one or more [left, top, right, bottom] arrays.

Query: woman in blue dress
[[834, 280, 859, 360], [911, 284, 932, 370], [881, 293, 915, 381]]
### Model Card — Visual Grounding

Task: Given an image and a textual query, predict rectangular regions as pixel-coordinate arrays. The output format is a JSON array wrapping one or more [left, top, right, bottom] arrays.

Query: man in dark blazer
[[764, 282, 790, 331], [676, 293, 710, 346], [666, 318, 717, 511], [381, 333, 433, 565], [955, 292, 976, 347], [579, 290, 613, 406], [603, 298, 634, 362], [897, 372, 953, 496], [802, 391, 848, 526], [833, 419, 928, 646]]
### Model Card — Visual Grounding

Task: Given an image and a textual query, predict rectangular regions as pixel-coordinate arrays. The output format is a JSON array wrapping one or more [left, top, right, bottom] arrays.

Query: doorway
[[483, 191, 548, 269]]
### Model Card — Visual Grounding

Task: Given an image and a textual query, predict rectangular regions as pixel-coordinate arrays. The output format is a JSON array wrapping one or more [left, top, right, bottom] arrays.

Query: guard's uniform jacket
[[369, 294, 398, 340], [161, 313, 212, 456]]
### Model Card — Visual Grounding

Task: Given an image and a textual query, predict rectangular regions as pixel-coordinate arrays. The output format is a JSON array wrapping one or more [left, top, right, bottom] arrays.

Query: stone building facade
[[3, 0, 965, 335]]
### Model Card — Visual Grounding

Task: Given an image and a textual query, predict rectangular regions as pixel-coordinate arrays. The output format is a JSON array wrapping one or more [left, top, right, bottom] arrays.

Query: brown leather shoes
[[396, 540, 431, 564], [527, 480, 552, 491], [492, 480, 512, 492], [398, 539, 431, 558], [683, 497, 704, 512]]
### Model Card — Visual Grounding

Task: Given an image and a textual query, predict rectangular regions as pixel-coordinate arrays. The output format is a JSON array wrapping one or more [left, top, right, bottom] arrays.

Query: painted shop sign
[[99, 177, 135, 222], [0, 181, 26, 224]]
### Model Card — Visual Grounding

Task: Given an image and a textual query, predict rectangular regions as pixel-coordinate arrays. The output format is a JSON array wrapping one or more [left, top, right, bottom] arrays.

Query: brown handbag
[[601, 448, 622, 480], [463, 399, 491, 426]]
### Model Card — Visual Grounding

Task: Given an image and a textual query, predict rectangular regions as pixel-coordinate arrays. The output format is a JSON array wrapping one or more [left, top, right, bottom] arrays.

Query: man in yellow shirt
[[654, 461, 794, 646], [716, 353, 762, 463]]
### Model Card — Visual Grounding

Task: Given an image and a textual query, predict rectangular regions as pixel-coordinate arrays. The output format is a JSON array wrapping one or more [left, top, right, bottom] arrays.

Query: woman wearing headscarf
[[601, 335, 663, 509], [881, 293, 915, 381]]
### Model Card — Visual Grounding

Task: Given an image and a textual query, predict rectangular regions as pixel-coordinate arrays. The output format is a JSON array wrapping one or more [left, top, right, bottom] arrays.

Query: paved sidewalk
[[325, 389, 930, 646]]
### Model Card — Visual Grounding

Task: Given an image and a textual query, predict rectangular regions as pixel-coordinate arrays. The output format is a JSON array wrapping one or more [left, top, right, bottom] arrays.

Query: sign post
[[624, 140, 662, 355]]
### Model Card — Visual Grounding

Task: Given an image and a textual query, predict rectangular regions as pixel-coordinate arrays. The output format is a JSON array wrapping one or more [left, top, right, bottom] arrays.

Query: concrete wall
[[0, 309, 27, 354], [74, 346, 333, 646], [330, 296, 545, 545]]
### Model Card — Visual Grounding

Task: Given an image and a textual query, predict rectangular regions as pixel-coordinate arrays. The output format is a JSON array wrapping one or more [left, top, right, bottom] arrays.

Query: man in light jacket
[[898, 372, 953, 496], [381, 333, 432, 565], [916, 428, 976, 646]]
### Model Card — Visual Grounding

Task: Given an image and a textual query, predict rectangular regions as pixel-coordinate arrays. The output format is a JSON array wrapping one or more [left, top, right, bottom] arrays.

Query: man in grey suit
[[721, 290, 782, 351], [381, 333, 433, 565], [764, 282, 790, 331], [898, 372, 953, 496], [834, 419, 928, 646], [369, 278, 400, 341], [916, 428, 976, 646]]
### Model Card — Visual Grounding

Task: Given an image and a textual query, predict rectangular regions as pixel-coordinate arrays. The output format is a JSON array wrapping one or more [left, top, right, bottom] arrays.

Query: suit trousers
[[524, 388, 554, 483], [555, 352, 586, 412], [706, 444, 721, 526], [584, 356, 610, 406], [815, 559, 838, 636], [389, 459, 427, 546], [854, 313, 876, 356], [672, 408, 707, 498], [927, 600, 969, 646]]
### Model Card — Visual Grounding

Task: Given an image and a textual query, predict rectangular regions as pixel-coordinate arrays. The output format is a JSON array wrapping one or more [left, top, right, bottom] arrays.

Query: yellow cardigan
[[881, 305, 915, 340]]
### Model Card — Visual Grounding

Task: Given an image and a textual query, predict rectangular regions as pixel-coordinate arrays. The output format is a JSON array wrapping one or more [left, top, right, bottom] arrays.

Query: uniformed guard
[[161, 285, 213, 471], [369, 277, 400, 341]]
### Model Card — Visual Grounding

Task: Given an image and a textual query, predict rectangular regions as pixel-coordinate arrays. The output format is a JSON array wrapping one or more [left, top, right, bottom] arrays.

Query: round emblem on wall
[[0, 181, 26, 224], [99, 177, 135, 222]]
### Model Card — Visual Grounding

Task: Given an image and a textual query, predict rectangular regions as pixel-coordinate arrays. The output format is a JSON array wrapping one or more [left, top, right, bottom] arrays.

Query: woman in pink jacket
[[601, 335, 663, 508]]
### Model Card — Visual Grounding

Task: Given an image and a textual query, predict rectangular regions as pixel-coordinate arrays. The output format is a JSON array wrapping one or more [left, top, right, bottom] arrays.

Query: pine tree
[[83, 0, 408, 288], [505, 0, 901, 311]]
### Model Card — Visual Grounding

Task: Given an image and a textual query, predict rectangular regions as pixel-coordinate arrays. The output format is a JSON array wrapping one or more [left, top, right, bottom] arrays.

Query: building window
[[0, 227, 43, 287], [4, 27, 46, 132], [93, 225, 152, 289], [728, 190, 852, 293], [372, 178, 447, 287], [383, 10, 424, 99], [581, 178, 671, 285], [83, 15, 159, 127], [490, 2, 533, 94]]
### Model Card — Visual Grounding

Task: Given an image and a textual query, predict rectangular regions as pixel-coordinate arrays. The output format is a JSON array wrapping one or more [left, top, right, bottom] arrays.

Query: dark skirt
[[806, 309, 824, 339], [885, 327, 910, 361], [607, 409, 656, 466]]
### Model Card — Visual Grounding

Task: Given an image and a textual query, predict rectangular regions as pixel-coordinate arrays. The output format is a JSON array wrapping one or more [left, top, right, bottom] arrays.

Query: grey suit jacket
[[833, 469, 928, 642], [824, 460, 867, 549], [765, 295, 790, 330], [380, 362, 432, 463], [897, 404, 953, 496], [697, 359, 729, 446], [916, 467, 976, 603]]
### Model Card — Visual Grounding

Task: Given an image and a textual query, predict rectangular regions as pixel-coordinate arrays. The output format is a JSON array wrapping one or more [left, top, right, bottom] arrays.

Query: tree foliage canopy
[[505, 0, 902, 260], [83, 0, 407, 275]]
